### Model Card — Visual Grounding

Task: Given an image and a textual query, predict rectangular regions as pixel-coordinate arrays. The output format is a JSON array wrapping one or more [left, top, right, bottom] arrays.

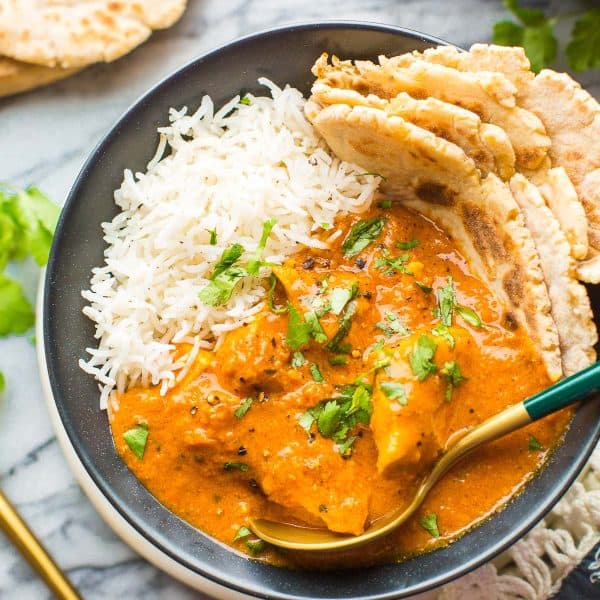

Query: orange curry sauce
[[109, 204, 569, 568]]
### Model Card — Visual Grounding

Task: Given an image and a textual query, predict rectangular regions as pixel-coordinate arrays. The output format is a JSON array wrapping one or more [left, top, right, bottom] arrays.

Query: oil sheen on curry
[[109, 204, 568, 567]]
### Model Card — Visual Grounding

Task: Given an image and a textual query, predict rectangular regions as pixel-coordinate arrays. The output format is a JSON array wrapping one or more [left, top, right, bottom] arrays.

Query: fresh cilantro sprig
[[493, 1, 600, 73], [342, 217, 386, 258], [0, 185, 60, 391], [297, 384, 373, 455]]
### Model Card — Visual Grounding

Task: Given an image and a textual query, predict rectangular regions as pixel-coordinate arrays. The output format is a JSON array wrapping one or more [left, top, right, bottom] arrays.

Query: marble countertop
[[1, 1, 598, 599]]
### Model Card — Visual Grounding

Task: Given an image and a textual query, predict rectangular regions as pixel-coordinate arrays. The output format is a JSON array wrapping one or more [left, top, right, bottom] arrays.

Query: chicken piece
[[371, 329, 468, 479], [213, 314, 302, 395]]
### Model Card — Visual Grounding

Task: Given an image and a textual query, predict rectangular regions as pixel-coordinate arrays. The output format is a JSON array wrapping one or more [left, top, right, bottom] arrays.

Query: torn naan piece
[[311, 82, 515, 179], [312, 53, 550, 170], [406, 44, 599, 278], [510, 175, 597, 375], [306, 101, 562, 381]]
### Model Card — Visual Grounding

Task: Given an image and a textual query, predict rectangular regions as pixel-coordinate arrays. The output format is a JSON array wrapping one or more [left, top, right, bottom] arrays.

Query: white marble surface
[[0, 1, 598, 599]]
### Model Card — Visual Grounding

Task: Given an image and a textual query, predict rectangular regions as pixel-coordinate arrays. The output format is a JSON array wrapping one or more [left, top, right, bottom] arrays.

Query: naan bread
[[0, 56, 80, 98], [510, 175, 597, 375], [0, 0, 187, 68], [407, 44, 599, 279], [312, 54, 550, 170], [306, 101, 562, 381], [311, 83, 515, 179]]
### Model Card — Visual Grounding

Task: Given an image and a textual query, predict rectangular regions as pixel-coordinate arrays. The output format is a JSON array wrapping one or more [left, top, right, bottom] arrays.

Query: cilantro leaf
[[206, 228, 218, 245], [528, 434, 544, 451], [0, 274, 35, 337], [456, 305, 487, 329], [493, 1, 557, 73], [380, 381, 407, 406], [316, 400, 344, 437], [212, 243, 245, 277], [328, 355, 348, 366], [436, 276, 456, 327], [245, 539, 266, 555], [246, 219, 276, 275], [291, 351, 307, 368], [336, 435, 357, 456], [374, 249, 410, 275], [285, 303, 311, 350], [396, 239, 419, 250], [440, 360, 466, 402], [234, 397, 253, 419], [239, 95, 251, 106], [376, 311, 409, 338], [326, 301, 356, 352], [0, 371, 5, 392], [377, 199, 392, 209], [123, 423, 149, 460], [415, 281, 432, 293], [566, 9, 600, 72], [224, 462, 249, 472], [310, 363, 324, 383], [419, 513, 440, 538], [330, 286, 353, 315], [409, 335, 438, 381], [233, 526, 252, 541], [342, 217, 386, 257], [431, 324, 455, 349], [296, 410, 315, 432], [304, 311, 328, 344], [198, 265, 248, 306]]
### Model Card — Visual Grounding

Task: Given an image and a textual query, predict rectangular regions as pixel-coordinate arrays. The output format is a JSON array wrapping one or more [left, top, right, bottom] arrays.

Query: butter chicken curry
[[109, 204, 568, 566]]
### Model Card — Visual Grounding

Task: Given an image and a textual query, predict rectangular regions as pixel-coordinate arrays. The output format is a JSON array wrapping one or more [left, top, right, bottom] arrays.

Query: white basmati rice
[[79, 79, 379, 408]]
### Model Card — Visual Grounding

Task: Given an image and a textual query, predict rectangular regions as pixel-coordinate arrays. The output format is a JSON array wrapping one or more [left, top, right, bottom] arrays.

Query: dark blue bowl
[[43, 21, 600, 599]]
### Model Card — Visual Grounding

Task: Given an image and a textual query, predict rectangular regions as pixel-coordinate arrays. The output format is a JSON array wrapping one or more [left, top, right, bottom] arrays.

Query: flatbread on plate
[[0, 0, 187, 68]]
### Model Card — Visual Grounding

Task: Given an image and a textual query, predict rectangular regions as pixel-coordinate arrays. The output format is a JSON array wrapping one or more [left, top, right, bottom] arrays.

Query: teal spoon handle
[[524, 362, 600, 421]]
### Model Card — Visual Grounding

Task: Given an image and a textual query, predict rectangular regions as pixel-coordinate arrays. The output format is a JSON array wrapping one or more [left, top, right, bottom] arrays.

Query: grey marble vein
[[0, 1, 598, 599]]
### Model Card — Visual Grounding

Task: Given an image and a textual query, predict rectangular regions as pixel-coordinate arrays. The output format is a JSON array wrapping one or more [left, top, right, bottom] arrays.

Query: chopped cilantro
[[376, 311, 409, 337], [198, 243, 247, 307], [354, 357, 391, 385], [239, 95, 251, 105], [123, 423, 149, 460], [409, 335, 438, 381], [440, 361, 466, 401], [431, 324, 455, 349], [328, 355, 348, 366], [310, 363, 324, 383], [326, 301, 356, 352], [415, 281, 432, 293], [291, 351, 307, 368], [374, 249, 410, 275], [456, 305, 487, 329], [234, 397, 253, 419], [224, 462, 249, 472], [267, 273, 287, 314], [285, 303, 311, 350], [304, 311, 328, 344], [233, 526, 252, 541], [245, 539, 266, 555], [419, 513, 440, 538], [247, 219, 276, 275], [206, 228, 218, 245], [329, 282, 358, 315], [377, 199, 392, 209], [436, 276, 456, 326], [396, 239, 419, 250], [320, 222, 332, 230], [0, 371, 5, 392], [0, 274, 35, 336], [529, 434, 544, 451], [380, 381, 408, 405], [342, 217, 386, 258], [298, 384, 373, 448], [369, 337, 386, 354]]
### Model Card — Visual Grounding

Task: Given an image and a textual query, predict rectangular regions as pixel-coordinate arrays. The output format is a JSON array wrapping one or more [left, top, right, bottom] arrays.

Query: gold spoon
[[0, 489, 81, 599], [249, 361, 600, 552]]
